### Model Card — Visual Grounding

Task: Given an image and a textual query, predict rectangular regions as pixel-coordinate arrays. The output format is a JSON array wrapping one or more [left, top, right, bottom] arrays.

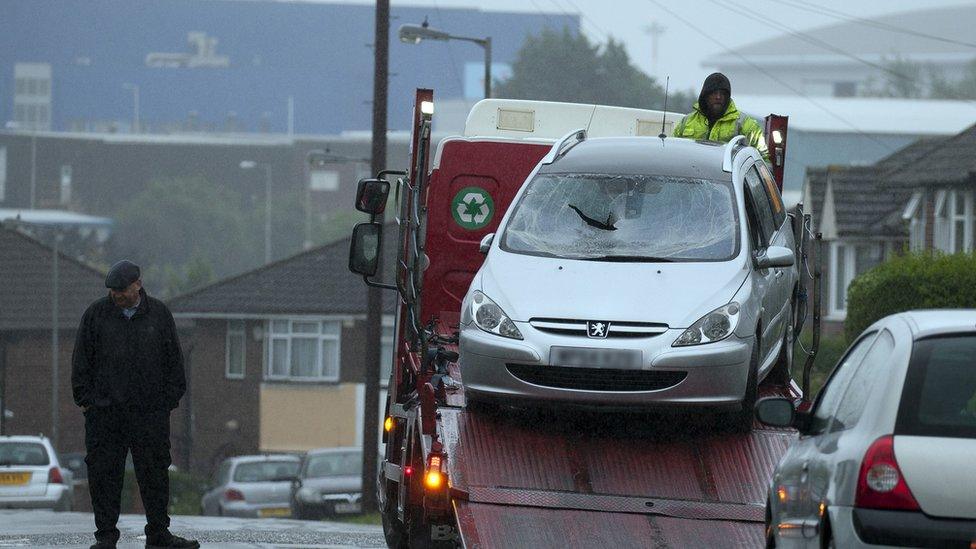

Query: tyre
[[725, 336, 759, 433], [768, 305, 794, 386]]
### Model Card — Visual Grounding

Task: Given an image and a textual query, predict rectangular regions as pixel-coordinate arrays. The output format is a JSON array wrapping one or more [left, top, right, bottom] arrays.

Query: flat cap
[[105, 260, 141, 290]]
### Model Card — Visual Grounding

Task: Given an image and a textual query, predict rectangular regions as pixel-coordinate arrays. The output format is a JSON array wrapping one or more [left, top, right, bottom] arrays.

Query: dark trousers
[[84, 405, 172, 543]]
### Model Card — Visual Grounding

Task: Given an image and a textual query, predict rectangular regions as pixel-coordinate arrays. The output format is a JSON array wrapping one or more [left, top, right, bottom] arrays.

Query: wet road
[[0, 510, 385, 548]]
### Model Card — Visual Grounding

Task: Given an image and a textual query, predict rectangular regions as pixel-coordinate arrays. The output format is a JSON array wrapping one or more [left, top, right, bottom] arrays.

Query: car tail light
[[48, 467, 64, 484], [855, 435, 920, 511], [224, 488, 245, 502]]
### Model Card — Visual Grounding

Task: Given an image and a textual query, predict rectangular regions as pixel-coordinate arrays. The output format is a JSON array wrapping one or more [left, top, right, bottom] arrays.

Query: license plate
[[0, 472, 31, 485], [550, 347, 642, 369], [258, 507, 291, 518], [334, 502, 361, 514]]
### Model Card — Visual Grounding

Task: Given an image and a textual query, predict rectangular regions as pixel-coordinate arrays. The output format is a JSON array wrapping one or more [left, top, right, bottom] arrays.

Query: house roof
[[168, 225, 397, 317], [889, 123, 976, 186], [705, 5, 976, 64], [804, 137, 949, 238], [0, 228, 106, 330]]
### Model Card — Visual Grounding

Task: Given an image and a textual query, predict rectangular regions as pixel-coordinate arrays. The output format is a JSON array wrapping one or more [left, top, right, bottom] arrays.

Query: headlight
[[471, 291, 523, 339], [673, 302, 740, 347]]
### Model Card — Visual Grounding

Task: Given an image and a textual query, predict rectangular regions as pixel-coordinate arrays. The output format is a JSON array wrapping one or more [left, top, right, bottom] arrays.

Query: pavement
[[0, 510, 386, 548]]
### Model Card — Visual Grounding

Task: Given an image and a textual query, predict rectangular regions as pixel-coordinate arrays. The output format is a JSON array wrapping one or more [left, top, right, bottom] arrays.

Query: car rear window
[[896, 335, 976, 439], [232, 460, 299, 482], [304, 452, 362, 478], [0, 442, 50, 466]]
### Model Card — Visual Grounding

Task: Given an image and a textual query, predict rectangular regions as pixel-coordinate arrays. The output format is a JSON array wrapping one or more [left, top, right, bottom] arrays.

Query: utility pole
[[644, 20, 667, 75], [51, 233, 61, 450], [362, 0, 389, 515]]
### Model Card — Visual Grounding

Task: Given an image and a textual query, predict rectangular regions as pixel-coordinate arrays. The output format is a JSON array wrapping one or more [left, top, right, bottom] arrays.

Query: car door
[[756, 162, 795, 314], [742, 164, 778, 365], [770, 330, 879, 546]]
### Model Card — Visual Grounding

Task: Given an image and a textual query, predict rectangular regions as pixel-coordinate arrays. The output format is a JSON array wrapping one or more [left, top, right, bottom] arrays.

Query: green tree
[[861, 56, 976, 100], [495, 28, 693, 111], [109, 176, 259, 296]]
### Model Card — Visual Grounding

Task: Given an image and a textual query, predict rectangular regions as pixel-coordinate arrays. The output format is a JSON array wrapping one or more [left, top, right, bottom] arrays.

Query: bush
[[845, 252, 976, 343], [120, 469, 208, 516]]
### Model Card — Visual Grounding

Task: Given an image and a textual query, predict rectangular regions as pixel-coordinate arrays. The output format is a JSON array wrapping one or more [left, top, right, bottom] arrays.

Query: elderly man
[[71, 260, 198, 549], [672, 72, 769, 161]]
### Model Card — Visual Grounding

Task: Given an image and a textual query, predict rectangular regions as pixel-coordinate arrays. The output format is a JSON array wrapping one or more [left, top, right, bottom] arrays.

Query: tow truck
[[348, 89, 822, 548]]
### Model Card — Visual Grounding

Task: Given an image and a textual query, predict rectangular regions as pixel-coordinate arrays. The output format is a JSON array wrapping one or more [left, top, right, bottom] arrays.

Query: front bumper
[[294, 492, 362, 516], [460, 323, 753, 408]]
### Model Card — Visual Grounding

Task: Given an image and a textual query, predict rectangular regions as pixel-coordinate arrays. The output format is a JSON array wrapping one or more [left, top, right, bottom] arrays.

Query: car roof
[[539, 136, 732, 181], [0, 435, 52, 445], [228, 454, 300, 464], [899, 309, 976, 339]]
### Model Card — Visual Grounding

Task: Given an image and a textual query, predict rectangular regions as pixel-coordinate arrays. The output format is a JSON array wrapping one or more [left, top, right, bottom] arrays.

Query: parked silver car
[[200, 454, 300, 518], [461, 134, 796, 428], [0, 435, 73, 511], [290, 447, 362, 520], [757, 310, 976, 548]]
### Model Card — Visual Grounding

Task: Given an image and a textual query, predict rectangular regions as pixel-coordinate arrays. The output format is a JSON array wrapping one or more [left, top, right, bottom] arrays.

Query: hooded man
[[672, 72, 768, 161]]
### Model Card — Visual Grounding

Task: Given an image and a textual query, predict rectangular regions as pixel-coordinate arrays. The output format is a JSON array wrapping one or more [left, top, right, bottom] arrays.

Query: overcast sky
[[329, 0, 975, 92]]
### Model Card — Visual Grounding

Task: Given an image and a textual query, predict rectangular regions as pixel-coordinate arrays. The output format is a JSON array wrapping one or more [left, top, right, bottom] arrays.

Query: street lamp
[[240, 160, 273, 263], [399, 20, 492, 98], [122, 83, 140, 133]]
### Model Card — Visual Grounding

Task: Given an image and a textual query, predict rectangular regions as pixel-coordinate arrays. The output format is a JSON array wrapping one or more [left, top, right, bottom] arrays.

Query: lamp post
[[399, 21, 492, 98], [240, 160, 273, 263], [123, 83, 140, 133]]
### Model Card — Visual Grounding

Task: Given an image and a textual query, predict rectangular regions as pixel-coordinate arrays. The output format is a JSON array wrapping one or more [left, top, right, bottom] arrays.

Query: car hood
[[478, 250, 748, 328], [301, 475, 361, 494]]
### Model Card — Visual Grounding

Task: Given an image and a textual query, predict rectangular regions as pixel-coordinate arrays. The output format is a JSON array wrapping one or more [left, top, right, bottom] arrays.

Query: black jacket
[[71, 288, 186, 410]]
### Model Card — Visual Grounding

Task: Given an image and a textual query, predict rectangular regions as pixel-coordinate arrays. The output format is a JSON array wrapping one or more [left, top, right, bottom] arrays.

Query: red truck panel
[[420, 139, 551, 332]]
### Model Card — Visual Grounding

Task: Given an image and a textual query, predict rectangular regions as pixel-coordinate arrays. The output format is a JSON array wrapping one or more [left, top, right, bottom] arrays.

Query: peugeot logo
[[586, 321, 610, 339]]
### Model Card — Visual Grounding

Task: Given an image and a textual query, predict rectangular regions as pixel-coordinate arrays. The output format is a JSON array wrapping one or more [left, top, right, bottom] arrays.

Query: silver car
[[0, 435, 73, 511], [200, 454, 300, 518], [757, 310, 976, 548], [290, 447, 362, 520], [461, 134, 796, 428]]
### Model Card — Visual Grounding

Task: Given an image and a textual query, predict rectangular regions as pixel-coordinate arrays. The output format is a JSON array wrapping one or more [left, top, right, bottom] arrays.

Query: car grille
[[506, 364, 687, 392], [528, 318, 669, 339]]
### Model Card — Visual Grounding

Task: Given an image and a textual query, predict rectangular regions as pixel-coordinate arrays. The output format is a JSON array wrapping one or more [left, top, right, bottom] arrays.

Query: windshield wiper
[[583, 255, 675, 262], [568, 204, 616, 231]]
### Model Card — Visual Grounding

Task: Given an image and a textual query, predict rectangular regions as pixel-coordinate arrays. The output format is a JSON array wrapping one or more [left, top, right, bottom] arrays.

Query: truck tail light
[[48, 467, 64, 484], [855, 435, 919, 511], [224, 488, 246, 502], [424, 455, 445, 490]]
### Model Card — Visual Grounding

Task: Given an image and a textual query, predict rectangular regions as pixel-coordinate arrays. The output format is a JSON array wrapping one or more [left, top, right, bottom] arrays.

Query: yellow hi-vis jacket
[[672, 100, 769, 161]]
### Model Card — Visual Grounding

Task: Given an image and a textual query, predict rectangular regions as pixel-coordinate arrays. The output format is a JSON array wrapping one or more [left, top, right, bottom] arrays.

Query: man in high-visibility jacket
[[673, 72, 769, 161]]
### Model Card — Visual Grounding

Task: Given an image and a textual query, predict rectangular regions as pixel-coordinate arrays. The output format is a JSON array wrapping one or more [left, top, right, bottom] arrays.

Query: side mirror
[[349, 222, 382, 277], [355, 178, 391, 215], [755, 397, 796, 428], [479, 233, 495, 254], [756, 245, 795, 269]]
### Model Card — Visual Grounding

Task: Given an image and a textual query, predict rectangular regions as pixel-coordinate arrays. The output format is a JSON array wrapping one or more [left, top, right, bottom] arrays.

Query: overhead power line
[[769, 0, 976, 50], [706, 0, 919, 84], [646, 0, 894, 152]]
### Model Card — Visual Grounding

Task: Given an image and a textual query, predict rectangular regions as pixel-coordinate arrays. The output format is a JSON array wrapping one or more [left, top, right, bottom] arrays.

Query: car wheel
[[764, 499, 775, 549], [724, 336, 759, 433], [381, 498, 408, 549], [768, 305, 794, 386]]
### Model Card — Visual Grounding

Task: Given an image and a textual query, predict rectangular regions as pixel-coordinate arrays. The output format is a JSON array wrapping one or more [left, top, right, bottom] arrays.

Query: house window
[[903, 191, 924, 251], [267, 319, 341, 382], [830, 242, 884, 318], [949, 190, 973, 253], [225, 320, 245, 379]]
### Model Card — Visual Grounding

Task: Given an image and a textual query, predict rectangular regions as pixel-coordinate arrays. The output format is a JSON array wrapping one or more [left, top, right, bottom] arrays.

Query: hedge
[[845, 252, 976, 342]]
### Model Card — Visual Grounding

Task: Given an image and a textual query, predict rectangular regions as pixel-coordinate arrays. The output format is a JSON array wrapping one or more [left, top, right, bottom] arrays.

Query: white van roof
[[462, 99, 682, 141]]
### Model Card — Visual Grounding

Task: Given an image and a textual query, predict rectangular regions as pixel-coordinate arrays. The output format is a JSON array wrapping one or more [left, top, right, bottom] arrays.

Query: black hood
[[698, 72, 731, 121]]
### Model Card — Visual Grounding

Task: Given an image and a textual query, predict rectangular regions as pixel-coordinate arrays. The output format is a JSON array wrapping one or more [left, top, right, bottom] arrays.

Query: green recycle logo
[[451, 187, 494, 230]]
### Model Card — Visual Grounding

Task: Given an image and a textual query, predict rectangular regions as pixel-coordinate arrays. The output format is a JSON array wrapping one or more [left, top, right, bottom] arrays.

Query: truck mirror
[[479, 233, 495, 254], [349, 223, 382, 277], [356, 178, 391, 215], [756, 246, 795, 269], [755, 397, 795, 428]]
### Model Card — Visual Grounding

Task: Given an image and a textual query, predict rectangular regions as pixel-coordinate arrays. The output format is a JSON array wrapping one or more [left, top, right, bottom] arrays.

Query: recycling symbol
[[451, 187, 494, 230]]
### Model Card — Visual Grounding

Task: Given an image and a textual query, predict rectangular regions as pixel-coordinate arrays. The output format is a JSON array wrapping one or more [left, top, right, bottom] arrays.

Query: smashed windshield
[[501, 173, 739, 261]]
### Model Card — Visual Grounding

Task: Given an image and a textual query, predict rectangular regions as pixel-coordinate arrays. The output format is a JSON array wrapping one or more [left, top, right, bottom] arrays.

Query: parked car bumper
[[292, 491, 362, 518], [0, 485, 72, 510], [460, 324, 752, 408], [220, 501, 293, 519]]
